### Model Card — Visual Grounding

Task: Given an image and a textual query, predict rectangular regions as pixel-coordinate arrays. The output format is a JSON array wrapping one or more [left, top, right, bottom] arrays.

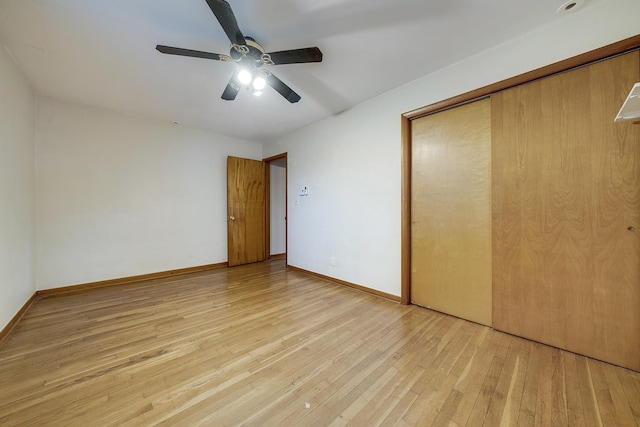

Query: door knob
[[229, 216, 236, 221]]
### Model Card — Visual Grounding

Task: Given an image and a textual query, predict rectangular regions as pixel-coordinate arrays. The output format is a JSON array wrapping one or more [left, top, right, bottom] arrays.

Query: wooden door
[[411, 98, 492, 326], [227, 156, 267, 267], [492, 52, 640, 371]]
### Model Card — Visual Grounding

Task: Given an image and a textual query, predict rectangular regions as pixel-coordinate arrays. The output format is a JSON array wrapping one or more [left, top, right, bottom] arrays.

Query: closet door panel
[[412, 98, 492, 326], [492, 51, 640, 371]]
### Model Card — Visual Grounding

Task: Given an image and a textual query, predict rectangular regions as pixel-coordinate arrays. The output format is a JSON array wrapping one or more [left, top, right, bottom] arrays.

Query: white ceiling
[[0, 0, 603, 142]]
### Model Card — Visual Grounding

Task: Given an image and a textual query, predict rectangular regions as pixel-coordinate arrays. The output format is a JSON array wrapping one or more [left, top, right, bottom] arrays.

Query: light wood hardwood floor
[[1, 260, 639, 426]]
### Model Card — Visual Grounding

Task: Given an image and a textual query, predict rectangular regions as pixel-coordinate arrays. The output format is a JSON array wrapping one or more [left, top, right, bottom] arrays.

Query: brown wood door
[[492, 51, 640, 371], [227, 156, 267, 267], [411, 98, 492, 326]]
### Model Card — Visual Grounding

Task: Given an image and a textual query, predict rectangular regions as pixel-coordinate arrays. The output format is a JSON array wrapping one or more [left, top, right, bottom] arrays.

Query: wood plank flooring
[[1, 259, 639, 426]]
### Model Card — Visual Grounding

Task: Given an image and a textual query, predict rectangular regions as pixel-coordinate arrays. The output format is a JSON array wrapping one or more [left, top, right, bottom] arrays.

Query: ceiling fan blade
[[156, 45, 226, 61], [266, 73, 301, 103], [266, 47, 323, 65], [221, 73, 241, 101], [205, 0, 246, 46]]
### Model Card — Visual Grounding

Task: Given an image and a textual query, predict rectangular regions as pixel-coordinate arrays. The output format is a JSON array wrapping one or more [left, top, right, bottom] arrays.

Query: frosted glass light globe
[[237, 69, 252, 85], [252, 76, 266, 90]]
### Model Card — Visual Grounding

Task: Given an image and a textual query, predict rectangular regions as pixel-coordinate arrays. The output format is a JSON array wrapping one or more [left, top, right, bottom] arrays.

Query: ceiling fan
[[156, 0, 323, 103]]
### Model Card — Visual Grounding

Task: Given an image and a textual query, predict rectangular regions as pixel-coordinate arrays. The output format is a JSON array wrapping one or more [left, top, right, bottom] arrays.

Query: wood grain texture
[[492, 51, 640, 371], [401, 115, 412, 305], [0, 293, 37, 346], [227, 156, 267, 267], [401, 38, 640, 309], [1, 259, 638, 425], [411, 98, 492, 326]]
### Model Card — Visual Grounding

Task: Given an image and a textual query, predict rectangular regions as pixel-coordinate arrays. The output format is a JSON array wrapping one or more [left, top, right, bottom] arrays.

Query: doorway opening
[[264, 153, 288, 266]]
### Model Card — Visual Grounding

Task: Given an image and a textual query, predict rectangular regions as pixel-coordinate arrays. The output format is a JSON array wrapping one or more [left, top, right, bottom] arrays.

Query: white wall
[[264, 0, 640, 297], [35, 98, 262, 290], [270, 160, 286, 255], [0, 43, 35, 329]]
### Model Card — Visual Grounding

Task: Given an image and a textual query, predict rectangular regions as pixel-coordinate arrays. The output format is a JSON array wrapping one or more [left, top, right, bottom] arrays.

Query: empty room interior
[[1, 0, 640, 425]]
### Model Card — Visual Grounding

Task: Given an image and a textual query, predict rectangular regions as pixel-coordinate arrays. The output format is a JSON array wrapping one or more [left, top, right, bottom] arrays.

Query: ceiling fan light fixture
[[237, 69, 252, 85], [156, 0, 322, 103], [252, 76, 266, 91]]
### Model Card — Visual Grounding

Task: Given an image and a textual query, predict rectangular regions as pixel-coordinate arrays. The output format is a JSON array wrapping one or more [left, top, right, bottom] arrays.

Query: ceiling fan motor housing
[[230, 36, 265, 66]]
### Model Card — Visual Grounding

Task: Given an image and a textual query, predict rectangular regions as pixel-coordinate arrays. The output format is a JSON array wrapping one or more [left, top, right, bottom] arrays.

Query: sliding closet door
[[411, 98, 492, 326], [492, 52, 640, 371]]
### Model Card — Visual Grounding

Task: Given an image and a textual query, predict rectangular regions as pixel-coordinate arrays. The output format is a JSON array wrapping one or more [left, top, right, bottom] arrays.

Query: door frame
[[400, 35, 640, 305], [263, 152, 288, 266]]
